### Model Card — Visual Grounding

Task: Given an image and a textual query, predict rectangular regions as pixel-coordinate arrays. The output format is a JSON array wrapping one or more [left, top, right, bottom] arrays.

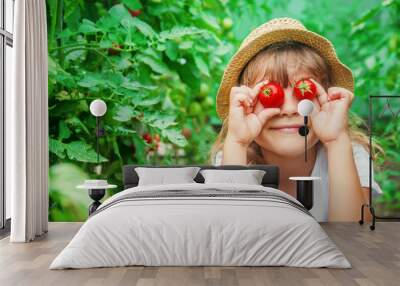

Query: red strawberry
[[293, 79, 317, 100], [258, 81, 285, 108]]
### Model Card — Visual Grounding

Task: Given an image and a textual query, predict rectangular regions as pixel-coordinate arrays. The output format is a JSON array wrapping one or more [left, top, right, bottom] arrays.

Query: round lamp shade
[[297, 99, 314, 117], [90, 99, 107, 117]]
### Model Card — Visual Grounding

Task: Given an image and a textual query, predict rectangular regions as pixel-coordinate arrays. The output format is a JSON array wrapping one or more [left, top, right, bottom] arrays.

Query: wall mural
[[47, 0, 400, 221]]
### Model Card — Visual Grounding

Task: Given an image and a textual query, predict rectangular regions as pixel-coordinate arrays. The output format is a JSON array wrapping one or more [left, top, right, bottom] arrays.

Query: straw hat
[[216, 17, 354, 119]]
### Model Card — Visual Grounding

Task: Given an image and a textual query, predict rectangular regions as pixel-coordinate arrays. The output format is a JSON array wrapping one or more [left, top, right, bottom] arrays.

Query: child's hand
[[226, 80, 281, 147], [309, 78, 354, 145]]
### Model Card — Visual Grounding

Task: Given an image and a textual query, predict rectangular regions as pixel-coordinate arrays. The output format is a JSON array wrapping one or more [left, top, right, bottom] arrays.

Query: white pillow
[[135, 167, 200, 186], [200, 169, 266, 185]]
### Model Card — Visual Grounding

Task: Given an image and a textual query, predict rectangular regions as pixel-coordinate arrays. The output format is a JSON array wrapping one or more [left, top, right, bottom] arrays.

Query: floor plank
[[0, 222, 398, 286]]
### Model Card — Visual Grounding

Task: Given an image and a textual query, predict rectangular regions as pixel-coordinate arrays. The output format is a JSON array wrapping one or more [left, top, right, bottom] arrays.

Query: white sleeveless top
[[214, 141, 382, 222]]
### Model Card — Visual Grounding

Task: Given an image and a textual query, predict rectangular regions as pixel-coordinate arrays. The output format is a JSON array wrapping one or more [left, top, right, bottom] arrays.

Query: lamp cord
[[96, 116, 99, 164], [304, 116, 308, 162]]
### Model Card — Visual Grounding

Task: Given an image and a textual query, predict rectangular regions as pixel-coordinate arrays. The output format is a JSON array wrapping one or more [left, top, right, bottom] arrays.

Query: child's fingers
[[233, 94, 254, 115], [250, 80, 270, 100], [256, 108, 281, 126], [241, 85, 256, 105], [230, 86, 248, 98], [327, 87, 353, 103], [230, 87, 249, 105], [309, 78, 329, 106], [230, 92, 249, 108]]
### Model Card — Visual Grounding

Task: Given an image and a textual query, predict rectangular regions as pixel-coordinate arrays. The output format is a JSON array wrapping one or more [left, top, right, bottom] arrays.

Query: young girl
[[211, 18, 383, 222]]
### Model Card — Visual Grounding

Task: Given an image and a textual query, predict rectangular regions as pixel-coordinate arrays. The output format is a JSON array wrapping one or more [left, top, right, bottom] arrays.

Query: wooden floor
[[0, 222, 399, 286]]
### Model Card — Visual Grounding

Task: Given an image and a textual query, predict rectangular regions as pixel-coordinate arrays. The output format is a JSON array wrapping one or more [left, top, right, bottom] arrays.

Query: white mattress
[[50, 183, 350, 269]]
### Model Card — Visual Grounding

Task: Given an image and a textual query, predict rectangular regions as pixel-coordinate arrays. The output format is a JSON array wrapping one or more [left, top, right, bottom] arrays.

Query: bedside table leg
[[88, 189, 105, 215], [296, 180, 314, 211]]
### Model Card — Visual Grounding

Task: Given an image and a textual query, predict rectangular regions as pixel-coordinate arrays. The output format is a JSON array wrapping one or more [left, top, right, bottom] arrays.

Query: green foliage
[[49, 163, 91, 221], [47, 0, 400, 220], [47, 0, 237, 220]]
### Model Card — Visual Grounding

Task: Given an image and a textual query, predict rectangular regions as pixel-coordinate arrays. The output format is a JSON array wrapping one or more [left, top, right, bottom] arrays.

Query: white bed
[[50, 182, 351, 269]]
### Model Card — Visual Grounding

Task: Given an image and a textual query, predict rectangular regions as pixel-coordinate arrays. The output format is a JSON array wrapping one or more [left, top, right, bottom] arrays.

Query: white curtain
[[7, 0, 49, 242]]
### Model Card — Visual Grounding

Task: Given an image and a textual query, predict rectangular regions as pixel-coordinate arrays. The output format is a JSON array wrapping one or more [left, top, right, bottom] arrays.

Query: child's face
[[254, 71, 322, 158]]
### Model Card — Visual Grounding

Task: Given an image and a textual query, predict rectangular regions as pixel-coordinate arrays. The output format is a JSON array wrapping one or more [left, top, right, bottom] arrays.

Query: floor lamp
[[359, 95, 400, 230]]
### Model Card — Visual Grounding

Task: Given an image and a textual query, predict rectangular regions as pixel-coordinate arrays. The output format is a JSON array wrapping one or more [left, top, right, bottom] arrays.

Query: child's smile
[[269, 123, 303, 134]]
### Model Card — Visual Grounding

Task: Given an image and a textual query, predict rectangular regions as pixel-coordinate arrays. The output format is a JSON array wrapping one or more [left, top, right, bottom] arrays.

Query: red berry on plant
[[128, 9, 141, 17], [258, 81, 285, 108], [107, 43, 122, 56], [293, 79, 317, 100], [142, 133, 152, 144]]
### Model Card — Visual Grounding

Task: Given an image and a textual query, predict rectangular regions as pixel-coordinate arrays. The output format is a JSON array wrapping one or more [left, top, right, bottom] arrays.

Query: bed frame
[[122, 165, 280, 190]]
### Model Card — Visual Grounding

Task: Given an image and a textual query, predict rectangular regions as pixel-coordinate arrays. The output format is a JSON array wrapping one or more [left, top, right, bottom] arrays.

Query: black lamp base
[[88, 189, 105, 215], [296, 180, 314, 211]]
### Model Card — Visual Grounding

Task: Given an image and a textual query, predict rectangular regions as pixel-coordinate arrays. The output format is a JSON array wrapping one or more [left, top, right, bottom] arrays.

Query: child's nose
[[280, 87, 299, 116]]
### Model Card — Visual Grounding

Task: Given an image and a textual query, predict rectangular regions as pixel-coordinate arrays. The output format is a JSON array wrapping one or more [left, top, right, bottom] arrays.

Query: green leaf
[[352, 6, 381, 27], [105, 126, 137, 136], [115, 57, 132, 70], [102, 72, 124, 89], [99, 39, 113, 48], [135, 95, 161, 107], [65, 117, 90, 135], [57, 28, 77, 41], [109, 4, 131, 21], [78, 19, 100, 33], [65, 141, 108, 163], [148, 114, 177, 129], [48, 56, 76, 88], [159, 27, 206, 40], [161, 95, 177, 110], [214, 44, 232, 56], [143, 113, 177, 129], [194, 55, 210, 77], [121, 17, 157, 39], [113, 106, 139, 122], [65, 49, 86, 62], [97, 14, 119, 31], [58, 121, 71, 141], [162, 129, 187, 147], [138, 55, 170, 74], [165, 42, 179, 61], [121, 0, 142, 10], [200, 12, 220, 30], [78, 73, 103, 88], [49, 139, 66, 159], [121, 81, 157, 91], [179, 41, 193, 50]]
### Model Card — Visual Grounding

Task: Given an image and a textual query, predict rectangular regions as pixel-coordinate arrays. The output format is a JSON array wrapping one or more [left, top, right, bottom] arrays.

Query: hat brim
[[216, 28, 354, 119]]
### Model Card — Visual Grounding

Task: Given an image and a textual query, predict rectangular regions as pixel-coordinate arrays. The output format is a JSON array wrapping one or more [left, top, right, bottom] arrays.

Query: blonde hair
[[210, 41, 384, 164]]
